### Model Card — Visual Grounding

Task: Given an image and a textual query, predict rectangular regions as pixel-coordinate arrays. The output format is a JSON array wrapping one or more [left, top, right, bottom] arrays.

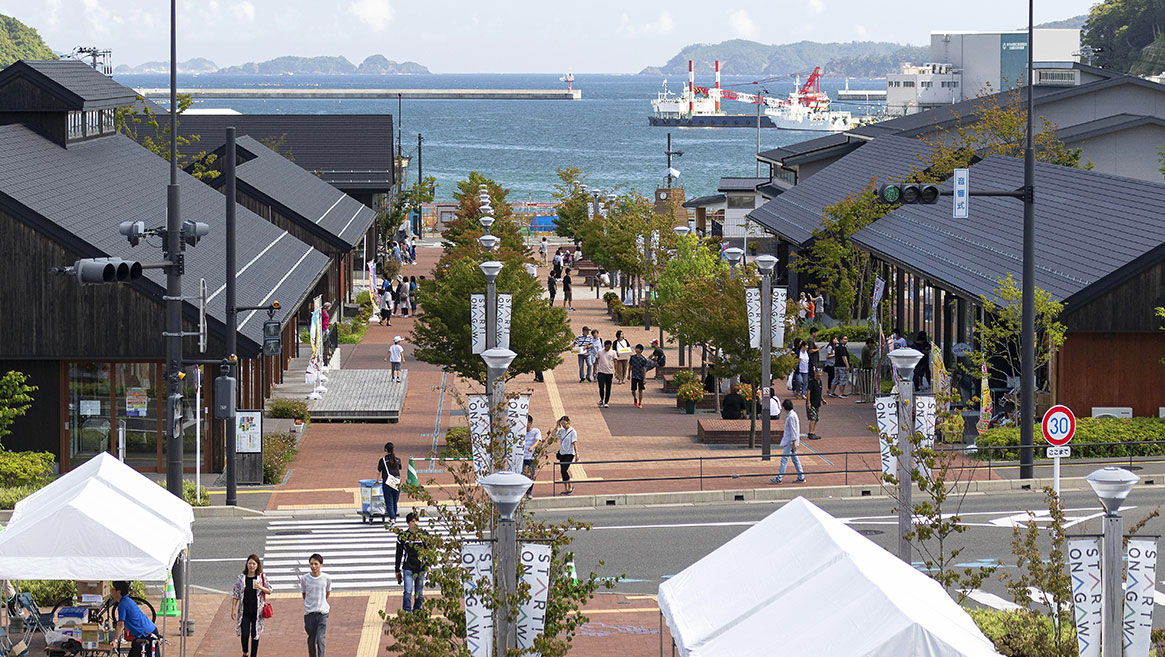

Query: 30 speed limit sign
[[1042, 405, 1076, 446]]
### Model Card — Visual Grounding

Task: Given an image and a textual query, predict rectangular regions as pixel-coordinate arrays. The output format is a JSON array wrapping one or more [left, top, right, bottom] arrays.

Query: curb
[[193, 505, 266, 518]]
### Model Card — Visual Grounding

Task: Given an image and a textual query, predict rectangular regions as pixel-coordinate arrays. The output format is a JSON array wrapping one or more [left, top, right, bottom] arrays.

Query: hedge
[[0, 450, 55, 487], [269, 399, 310, 423], [966, 607, 1075, 656], [155, 478, 210, 506], [0, 483, 45, 510], [263, 432, 299, 484], [973, 417, 1165, 460]]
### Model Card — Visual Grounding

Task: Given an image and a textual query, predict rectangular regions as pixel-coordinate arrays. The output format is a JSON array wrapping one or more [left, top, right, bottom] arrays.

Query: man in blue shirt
[[112, 581, 158, 657]]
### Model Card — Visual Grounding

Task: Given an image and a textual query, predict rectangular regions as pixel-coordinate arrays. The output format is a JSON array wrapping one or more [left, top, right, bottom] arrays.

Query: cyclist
[[111, 581, 159, 657]]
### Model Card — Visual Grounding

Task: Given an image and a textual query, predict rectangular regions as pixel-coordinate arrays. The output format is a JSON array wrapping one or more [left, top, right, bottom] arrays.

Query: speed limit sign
[[1042, 405, 1076, 446]]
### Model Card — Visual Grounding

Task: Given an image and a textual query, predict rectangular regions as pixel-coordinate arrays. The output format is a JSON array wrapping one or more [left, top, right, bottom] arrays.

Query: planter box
[[676, 393, 717, 410]]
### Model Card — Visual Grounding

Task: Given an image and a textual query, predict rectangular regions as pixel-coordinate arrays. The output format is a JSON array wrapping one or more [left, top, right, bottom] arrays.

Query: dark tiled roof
[[0, 60, 138, 111], [851, 155, 1165, 304], [1054, 113, 1165, 142], [747, 135, 934, 247], [682, 194, 725, 208], [139, 114, 394, 193], [718, 177, 769, 192], [0, 126, 329, 354], [757, 133, 864, 166], [758, 178, 794, 198], [224, 135, 376, 248]]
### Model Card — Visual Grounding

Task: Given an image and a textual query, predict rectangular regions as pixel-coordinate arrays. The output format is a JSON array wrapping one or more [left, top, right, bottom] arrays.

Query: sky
[[2, 0, 1099, 73]]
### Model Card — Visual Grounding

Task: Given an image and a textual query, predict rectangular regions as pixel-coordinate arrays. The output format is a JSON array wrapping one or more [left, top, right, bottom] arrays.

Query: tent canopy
[[658, 497, 1001, 657], [12, 452, 193, 542]]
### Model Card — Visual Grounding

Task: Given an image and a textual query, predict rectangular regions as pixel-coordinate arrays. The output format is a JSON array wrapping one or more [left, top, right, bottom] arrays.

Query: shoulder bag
[[382, 457, 401, 489]]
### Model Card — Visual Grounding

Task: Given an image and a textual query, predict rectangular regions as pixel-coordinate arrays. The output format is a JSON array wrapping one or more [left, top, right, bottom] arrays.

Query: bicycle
[[50, 593, 156, 629]]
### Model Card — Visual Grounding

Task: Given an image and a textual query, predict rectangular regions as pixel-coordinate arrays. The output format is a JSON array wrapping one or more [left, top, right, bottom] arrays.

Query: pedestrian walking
[[595, 340, 615, 407], [771, 399, 805, 484], [573, 327, 591, 383], [587, 329, 601, 380], [824, 337, 838, 391], [300, 554, 332, 657], [385, 336, 405, 382], [409, 276, 418, 313], [390, 241, 402, 263], [649, 339, 666, 379], [540, 237, 548, 264], [768, 388, 782, 421], [798, 293, 809, 322], [856, 337, 877, 403], [378, 289, 392, 326], [397, 278, 410, 316], [408, 236, 417, 263], [613, 331, 631, 383], [806, 369, 826, 440], [395, 512, 429, 612], [231, 555, 272, 657], [547, 273, 557, 304], [628, 344, 656, 407], [795, 342, 810, 397], [555, 416, 577, 495], [912, 331, 932, 391], [891, 327, 908, 351], [831, 336, 851, 398], [814, 290, 826, 320], [806, 327, 823, 374], [377, 442, 402, 523], [321, 302, 331, 332], [805, 296, 816, 323], [562, 268, 574, 311], [523, 415, 542, 498], [552, 249, 563, 276]]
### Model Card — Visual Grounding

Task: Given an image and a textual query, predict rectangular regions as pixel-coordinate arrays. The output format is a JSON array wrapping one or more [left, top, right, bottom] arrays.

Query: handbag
[[260, 575, 273, 618], [382, 457, 401, 489], [785, 371, 795, 391]]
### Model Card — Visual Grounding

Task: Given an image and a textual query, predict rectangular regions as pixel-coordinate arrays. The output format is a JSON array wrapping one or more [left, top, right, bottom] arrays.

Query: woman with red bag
[[232, 554, 273, 657]]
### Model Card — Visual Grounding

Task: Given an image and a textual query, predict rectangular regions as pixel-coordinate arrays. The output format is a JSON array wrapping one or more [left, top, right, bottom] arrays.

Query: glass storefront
[[66, 361, 208, 471]]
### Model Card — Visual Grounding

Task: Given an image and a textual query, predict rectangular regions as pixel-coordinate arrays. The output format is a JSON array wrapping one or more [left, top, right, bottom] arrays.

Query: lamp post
[[673, 225, 690, 366], [755, 255, 778, 459], [479, 469, 534, 655], [480, 262, 504, 397], [1087, 466, 1139, 657], [888, 347, 924, 563], [724, 247, 743, 271]]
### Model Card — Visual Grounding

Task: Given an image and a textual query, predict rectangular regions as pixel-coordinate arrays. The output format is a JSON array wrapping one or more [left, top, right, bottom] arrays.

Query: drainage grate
[[605, 499, 616, 506]]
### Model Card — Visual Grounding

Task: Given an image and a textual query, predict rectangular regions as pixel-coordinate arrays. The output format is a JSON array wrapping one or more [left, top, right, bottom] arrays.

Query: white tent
[[658, 497, 1001, 657], [0, 478, 189, 581], [11, 452, 194, 543]]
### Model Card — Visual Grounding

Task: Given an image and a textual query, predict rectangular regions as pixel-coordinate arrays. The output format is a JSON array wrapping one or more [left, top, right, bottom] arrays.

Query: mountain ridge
[[114, 54, 429, 75], [640, 39, 928, 78]]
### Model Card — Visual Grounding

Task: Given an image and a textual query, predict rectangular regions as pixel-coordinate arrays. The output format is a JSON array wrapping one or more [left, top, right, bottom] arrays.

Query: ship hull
[[649, 114, 777, 128]]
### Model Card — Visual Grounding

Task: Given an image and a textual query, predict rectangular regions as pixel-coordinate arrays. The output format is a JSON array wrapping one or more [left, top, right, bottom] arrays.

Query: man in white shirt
[[523, 414, 542, 498], [771, 399, 805, 484], [768, 389, 782, 421], [300, 553, 332, 657], [386, 336, 405, 383], [539, 237, 548, 264]]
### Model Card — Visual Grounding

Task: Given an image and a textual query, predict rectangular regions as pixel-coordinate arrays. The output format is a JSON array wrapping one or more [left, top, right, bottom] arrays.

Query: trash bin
[[358, 479, 386, 523]]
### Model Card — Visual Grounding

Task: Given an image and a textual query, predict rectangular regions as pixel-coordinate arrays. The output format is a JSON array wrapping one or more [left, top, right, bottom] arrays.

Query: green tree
[[438, 173, 527, 266], [551, 167, 591, 243], [0, 370, 36, 451], [114, 94, 220, 180], [381, 177, 437, 241], [1083, 0, 1165, 74], [0, 14, 56, 67]]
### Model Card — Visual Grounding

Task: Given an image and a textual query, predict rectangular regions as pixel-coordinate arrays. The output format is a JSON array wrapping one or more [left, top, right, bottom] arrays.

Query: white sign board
[[1124, 538, 1158, 657], [1046, 445, 1071, 459], [470, 293, 487, 355], [873, 394, 936, 477], [1068, 537, 1103, 657], [462, 543, 494, 657], [953, 168, 969, 219], [746, 288, 761, 348], [506, 395, 530, 473], [497, 293, 513, 350], [236, 411, 262, 453], [771, 286, 788, 350], [516, 543, 553, 653], [467, 395, 492, 476]]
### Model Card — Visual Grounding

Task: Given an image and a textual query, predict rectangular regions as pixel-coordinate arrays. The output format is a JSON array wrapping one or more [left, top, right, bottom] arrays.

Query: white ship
[[649, 60, 856, 132]]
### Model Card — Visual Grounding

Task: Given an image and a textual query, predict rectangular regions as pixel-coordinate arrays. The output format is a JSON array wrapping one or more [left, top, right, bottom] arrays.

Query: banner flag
[[930, 344, 950, 402], [505, 395, 530, 473], [470, 293, 487, 355], [872, 276, 885, 310], [1068, 537, 1102, 657], [977, 363, 992, 435], [874, 395, 897, 476], [746, 288, 761, 348], [467, 395, 491, 476], [497, 293, 513, 350], [462, 544, 494, 657], [516, 543, 553, 653], [368, 262, 379, 307], [771, 287, 788, 350], [1124, 538, 1158, 657]]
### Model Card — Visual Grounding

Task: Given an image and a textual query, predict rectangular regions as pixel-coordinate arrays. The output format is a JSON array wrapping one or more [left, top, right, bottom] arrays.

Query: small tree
[[551, 166, 591, 243], [114, 94, 219, 180], [439, 173, 527, 265], [381, 177, 437, 240], [0, 370, 36, 450]]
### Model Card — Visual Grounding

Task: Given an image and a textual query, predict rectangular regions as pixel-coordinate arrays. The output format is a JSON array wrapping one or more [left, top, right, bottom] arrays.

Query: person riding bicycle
[[111, 581, 158, 657]]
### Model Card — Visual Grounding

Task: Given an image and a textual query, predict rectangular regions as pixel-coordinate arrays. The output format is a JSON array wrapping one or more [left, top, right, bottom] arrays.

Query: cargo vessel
[[648, 60, 857, 132]]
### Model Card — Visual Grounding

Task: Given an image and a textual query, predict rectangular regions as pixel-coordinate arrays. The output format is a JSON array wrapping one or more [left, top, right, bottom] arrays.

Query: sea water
[[115, 73, 883, 203]]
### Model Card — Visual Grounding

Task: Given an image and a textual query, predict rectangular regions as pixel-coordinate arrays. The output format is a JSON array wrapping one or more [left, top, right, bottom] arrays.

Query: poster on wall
[[125, 387, 148, 417], [80, 400, 102, 416], [236, 411, 262, 453]]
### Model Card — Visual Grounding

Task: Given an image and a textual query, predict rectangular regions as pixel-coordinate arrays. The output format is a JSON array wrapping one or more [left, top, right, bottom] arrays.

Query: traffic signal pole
[[1019, 0, 1037, 480], [225, 127, 238, 507], [164, 0, 183, 504]]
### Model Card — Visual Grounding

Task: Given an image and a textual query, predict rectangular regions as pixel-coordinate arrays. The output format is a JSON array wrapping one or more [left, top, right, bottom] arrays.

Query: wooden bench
[[697, 418, 784, 445]]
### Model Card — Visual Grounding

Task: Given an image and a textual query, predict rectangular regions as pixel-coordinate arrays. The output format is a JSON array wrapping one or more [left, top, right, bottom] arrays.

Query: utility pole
[[417, 133, 423, 187], [664, 133, 683, 188], [1019, 0, 1037, 480], [164, 0, 185, 592], [224, 127, 238, 507]]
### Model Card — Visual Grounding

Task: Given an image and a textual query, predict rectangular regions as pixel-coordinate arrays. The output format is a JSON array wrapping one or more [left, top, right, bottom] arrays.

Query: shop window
[[115, 363, 160, 471], [67, 362, 112, 468]]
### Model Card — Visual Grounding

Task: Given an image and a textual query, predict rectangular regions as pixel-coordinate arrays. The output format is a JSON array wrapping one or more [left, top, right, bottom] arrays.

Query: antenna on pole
[[664, 132, 683, 188]]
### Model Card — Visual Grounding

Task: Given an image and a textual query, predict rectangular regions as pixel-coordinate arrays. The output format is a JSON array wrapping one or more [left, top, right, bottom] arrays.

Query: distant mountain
[[1034, 15, 1087, 30], [640, 39, 929, 78], [356, 54, 429, 75], [114, 58, 218, 74], [0, 13, 56, 67]]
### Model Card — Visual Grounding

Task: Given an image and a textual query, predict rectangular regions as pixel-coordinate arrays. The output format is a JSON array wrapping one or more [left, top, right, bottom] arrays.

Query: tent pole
[[181, 547, 189, 657]]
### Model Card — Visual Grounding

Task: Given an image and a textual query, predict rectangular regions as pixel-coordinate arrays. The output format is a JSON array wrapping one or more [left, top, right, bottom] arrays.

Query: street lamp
[[888, 347, 924, 563], [480, 263, 505, 400], [478, 234, 500, 251], [479, 215, 495, 232], [724, 247, 743, 269], [479, 469, 533, 654], [1087, 466, 1139, 657], [755, 254, 777, 459], [673, 225, 690, 237]]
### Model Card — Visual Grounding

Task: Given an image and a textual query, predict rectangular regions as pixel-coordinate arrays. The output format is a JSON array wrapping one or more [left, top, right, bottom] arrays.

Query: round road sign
[[1042, 405, 1076, 446]]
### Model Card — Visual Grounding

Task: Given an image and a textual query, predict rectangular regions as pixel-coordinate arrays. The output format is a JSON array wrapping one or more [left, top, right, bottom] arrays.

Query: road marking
[[839, 507, 1125, 529], [591, 520, 758, 531], [357, 591, 389, 657]]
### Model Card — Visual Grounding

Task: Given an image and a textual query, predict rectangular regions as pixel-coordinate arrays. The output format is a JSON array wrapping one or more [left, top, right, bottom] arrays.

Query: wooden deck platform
[[306, 369, 407, 422]]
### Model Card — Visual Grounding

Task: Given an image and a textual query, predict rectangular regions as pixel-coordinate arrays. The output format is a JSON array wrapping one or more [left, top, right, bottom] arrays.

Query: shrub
[[966, 607, 1075, 656], [338, 319, 370, 345], [0, 450, 55, 487], [603, 292, 619, 304], [618, 307, 651, 326], [0, 483, 45, 510], [974, 417, 1165, 460], [19, 580, 76, 606], [677, 382, 705, 402], [442, 426, 471, 458], [262, 432, 299, 484], [772, 353, 798, 378], [156, 478, 210, 506], [299, 330, 310, 343], [673, 369, 699, 388], [356, 290, 372, 306], [269, 399, 310, 423]]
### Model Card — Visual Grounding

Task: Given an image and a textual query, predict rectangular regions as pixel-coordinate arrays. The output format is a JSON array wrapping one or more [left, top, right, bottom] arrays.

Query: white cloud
[[351, 0, 394, 31], [231, 0, 255, 23], [617, 10, 674, 37], [809, 0, 825, 13], [728, 9, 757, 40], [43, 0, 63, 26], [855, 24, 869, 38]]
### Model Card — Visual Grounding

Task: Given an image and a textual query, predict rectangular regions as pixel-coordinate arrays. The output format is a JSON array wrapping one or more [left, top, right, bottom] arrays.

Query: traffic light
[[878, 183, 940, 205], [182, 220, 210, 247], [262, 320, 282, 356], [66, 257, 143, 284], [118, 220, 146, 246]]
